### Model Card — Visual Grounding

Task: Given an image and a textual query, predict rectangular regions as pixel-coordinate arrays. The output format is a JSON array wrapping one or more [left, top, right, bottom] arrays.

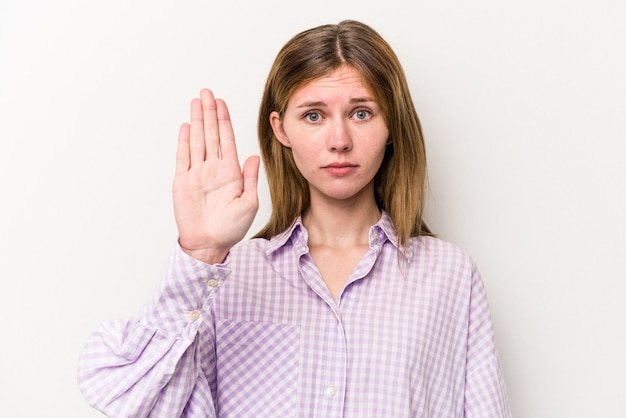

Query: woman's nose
[[327, 121, 353, 152]]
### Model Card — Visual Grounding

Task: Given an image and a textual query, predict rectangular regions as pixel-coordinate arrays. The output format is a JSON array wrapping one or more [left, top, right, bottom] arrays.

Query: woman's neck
[[302, 199, 381, 249]]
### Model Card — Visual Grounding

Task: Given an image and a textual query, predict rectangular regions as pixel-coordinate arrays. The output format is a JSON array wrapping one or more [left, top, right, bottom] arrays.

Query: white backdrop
[[1, 0, 625, 416]]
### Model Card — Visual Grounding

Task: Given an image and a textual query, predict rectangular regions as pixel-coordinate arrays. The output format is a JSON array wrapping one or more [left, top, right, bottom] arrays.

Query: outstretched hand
[[173, 89, 260, 264]]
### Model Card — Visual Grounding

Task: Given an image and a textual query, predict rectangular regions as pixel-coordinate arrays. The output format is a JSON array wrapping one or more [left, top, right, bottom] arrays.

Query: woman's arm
[[77, 244, 226, 417], [464, 265, 512, 417], [77, 89, 259, 416]]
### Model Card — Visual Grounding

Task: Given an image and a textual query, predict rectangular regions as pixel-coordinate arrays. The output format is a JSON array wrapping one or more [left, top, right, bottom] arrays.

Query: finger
[[189, 98, 206, 166], [216, 99, 239, 162], [176, 123, 191, 173], [200, 89, 220, 160], [241, 155, 260, 205]]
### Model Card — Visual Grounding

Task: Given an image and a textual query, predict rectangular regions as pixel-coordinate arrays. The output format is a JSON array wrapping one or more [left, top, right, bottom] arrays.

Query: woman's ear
[[269, 111, 291, 147]]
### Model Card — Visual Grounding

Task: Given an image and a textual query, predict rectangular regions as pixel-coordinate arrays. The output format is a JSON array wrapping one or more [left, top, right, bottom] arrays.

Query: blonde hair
[[255, 20, 433, 245]]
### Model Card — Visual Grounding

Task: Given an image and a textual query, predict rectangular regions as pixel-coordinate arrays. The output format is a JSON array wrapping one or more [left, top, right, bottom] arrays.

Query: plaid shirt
[[78, 212, 511, 417]]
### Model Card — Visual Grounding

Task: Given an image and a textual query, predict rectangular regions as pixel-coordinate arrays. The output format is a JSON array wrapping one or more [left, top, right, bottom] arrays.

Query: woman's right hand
[[173, 89, 260, 264]]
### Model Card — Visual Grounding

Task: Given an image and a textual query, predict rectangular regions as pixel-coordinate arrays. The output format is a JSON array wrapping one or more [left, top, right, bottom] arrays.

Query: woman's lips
[[323, 163, 358, 176]]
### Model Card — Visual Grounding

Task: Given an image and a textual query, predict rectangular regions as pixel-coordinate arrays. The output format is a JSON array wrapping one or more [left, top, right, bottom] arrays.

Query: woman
[[78, 20, 511, 417]]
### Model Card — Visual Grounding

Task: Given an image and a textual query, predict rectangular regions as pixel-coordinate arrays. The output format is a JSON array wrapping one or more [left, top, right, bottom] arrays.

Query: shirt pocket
[[215, 319, 300, 417]]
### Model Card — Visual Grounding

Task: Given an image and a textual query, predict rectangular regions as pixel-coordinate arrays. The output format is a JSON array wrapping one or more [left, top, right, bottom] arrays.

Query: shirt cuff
[[139, 243, 232, 337]]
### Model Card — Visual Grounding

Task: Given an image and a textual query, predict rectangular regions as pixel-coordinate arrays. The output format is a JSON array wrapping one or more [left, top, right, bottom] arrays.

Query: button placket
[[188, 309, 201, 321], [205, 278, 220, 288]]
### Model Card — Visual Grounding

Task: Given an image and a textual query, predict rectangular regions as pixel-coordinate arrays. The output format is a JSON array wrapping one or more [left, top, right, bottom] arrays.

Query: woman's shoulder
[[410, 234, 477, 269], [230, 220, 304, 259]]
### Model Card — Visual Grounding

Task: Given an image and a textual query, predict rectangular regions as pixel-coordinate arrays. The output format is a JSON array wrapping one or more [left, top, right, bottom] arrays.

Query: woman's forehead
[[288, 66, 376, 106]]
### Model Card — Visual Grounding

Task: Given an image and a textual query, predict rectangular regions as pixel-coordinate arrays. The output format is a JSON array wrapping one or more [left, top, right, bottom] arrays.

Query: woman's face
[[270, 65, 389, 207]]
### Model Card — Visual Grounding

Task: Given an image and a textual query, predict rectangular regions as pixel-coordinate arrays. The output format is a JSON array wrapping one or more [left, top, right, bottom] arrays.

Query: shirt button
[[372, 231, 379, 240], [205, 278, 219, 288], [326, 386, 337, 397], [188, 310, 200, 321]]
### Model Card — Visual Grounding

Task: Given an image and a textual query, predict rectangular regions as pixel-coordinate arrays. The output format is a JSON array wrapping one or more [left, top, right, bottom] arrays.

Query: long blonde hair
[[255, 20, 433, 245]]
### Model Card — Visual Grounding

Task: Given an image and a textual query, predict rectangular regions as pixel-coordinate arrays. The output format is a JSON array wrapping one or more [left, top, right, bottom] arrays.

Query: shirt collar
[[265, 211, 410, 257], [265, 217, 306, 255]]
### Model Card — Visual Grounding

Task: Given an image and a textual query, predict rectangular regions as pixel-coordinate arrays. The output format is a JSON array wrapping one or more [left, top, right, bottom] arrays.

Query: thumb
[[241, 155, 260, 203]]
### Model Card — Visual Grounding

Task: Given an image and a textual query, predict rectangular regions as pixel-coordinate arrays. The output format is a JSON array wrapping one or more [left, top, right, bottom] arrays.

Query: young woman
[[78, 20, 511, 417]]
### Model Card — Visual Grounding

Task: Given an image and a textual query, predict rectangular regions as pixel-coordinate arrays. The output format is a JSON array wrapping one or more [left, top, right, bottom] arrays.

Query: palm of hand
[[173, 89, 260, 263]]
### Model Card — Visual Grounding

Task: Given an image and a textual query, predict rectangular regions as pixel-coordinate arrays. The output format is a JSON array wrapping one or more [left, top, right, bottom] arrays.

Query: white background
[[1, 0, 625, 416]]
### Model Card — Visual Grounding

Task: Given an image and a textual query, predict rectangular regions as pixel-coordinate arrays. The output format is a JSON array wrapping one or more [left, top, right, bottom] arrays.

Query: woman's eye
[[305, 112, 321, 122], [354, 110, 371, 120]]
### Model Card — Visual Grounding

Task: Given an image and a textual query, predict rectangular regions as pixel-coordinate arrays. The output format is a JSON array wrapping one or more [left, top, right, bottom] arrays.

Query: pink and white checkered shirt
[[78, 212, 511, 417]]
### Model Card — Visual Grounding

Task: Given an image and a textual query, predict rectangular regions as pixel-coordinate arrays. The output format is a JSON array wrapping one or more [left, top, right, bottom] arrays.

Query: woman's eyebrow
[[296, 101, 326, 108], [350, 96, 376, 104], [295, 97, 376, 108]]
